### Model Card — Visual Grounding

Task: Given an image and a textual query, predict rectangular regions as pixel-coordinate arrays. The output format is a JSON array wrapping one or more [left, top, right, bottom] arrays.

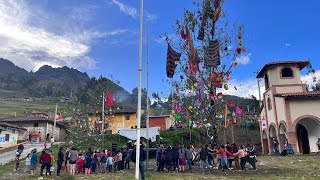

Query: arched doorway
[[269, 125, 276, 154], [279, 123, 287, 152], [262, 130, 269, 155], [297, 124, 310, 154], [295, 117, 320, 154]]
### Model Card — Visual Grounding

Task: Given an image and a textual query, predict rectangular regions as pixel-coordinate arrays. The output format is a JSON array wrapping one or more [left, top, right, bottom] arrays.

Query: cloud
[[145, 11, 158, 22], [223, 69, 320, 99], [222, 78, 264, 99], [111, 0, 157, 22], [0, 1, 125, 72], [112, 0, 137, 18], [236, 53, 251, 65], [285, 43, 291, 47], [301, 70, 320, 89]]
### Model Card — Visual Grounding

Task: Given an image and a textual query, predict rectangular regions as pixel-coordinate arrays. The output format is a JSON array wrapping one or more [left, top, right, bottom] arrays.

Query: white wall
[[289, 99, 320, 121], [265, 90, 276, 125], [275, 86, 304, 94], [275, 97, 286, 123], [0, 128, 18, 148]]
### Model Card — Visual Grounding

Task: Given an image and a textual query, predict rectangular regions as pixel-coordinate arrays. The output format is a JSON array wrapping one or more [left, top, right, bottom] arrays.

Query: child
[[117, 151, 123, 171], [49, 150, 54, 173], [44, 141, 47, 149], [100, 153, 107, 173], [14, 152, 20, 172], [106, 152, 114, 172], [77, 155, 84, 173], [25, 153, 31, 173], [113, 154, 118, 172], [85, 155, 92, 175], [91, 154, 98, 173]]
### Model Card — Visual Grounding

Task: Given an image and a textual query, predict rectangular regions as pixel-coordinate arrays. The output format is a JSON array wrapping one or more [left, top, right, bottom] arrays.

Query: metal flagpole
[[146, 24, 150, 174], [102, 92, 105, 148], [135, 0, 143, 179], [52, 103, 57, 142]]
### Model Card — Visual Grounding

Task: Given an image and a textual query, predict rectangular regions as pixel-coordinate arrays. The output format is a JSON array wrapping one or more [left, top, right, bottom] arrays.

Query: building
[[257, 60, 320, 154], [88, 109, 136, 134], [0, 122, 26, 148], [149, 115, 174, 130], [0, 113, 68, 142]]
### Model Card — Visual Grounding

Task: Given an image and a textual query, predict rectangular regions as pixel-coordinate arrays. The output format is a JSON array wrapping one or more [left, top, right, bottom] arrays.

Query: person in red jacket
[[77, 155, 84, 173], [39, 150, 51, 179]]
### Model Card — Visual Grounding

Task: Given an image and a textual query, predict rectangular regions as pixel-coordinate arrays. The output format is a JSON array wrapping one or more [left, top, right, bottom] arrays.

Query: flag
[[105, 92, 114, 107], [166, 44, 181, 78], [205, 40, 220, 67]]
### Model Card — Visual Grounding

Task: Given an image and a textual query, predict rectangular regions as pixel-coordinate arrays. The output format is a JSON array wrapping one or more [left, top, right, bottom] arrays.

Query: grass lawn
[[0, 99, 56, 116], [1, 143, 320, 180]]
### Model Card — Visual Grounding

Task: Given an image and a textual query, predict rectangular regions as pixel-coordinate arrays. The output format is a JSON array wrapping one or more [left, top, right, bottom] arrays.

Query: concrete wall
[[267, 65, 302, 86], [275, 97, 286, 124], [0, 128, 18, 148], [275, 85, 305, 94], [289, 99, 320, 122], [88, 113, 137, 134]]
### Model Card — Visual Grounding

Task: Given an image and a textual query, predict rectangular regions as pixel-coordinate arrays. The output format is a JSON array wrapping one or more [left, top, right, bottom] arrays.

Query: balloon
[[236, 107, 243, 115], [175, 113, 181, 119], [177, 107, 182, 112]]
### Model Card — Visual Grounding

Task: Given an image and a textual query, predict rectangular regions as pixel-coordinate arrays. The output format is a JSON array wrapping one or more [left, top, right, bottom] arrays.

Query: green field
[[0, 99, 57, 116]]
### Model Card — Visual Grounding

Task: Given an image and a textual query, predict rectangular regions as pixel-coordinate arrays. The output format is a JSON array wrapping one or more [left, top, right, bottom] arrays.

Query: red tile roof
[[277, 91, 320, 97], [256, 60, 310, 78]]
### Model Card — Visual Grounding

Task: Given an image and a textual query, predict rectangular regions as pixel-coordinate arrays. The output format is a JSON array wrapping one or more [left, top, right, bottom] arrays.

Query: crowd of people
[[156, 142, 257, 173], [13, 141, 259, 180], [16, 144, 145, 180]]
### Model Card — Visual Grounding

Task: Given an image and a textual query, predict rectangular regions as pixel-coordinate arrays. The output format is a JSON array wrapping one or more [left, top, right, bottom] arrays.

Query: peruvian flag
[[105, 91, 114, 107]]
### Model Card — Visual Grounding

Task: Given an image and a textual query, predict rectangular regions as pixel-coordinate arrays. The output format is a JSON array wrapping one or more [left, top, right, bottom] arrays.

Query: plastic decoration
[[236, 48, 241, 54], [177, 107, 182, 113], [224, 84, 229, 90], [194, 83, 198, 88], [232, 118, 236, 124], [238, 34, 242, 39], [236, 107, 243, 115], [225, 73, 230, 81], [229, 101, 235, 107], [217, 92, 223, 99], [233, 61, 238, 67], [238, 40, 243, 46], [188, 106, 193, 112], [175, 113, 181, 119]]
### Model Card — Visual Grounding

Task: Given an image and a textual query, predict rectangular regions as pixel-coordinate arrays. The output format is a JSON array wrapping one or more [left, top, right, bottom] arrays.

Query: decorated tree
[[165, 0, 247, 145]]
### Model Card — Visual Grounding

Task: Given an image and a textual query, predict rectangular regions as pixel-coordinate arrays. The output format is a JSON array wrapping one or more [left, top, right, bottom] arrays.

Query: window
[[264, 74, 270, 90], [34, 123, 39, 127], [281, 68, 293, 78], [5, 134, 9, 141], [267, 97, 272, 110], [125, 115, 130, 120]]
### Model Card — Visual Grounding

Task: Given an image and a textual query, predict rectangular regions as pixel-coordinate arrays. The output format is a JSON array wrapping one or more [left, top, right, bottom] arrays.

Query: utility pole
[[102, 92, 105, 148], [145, 25, 150, 174], [256, 70, 262, 106], [135, 0, 143, 179], [52, 103, 58, 142]]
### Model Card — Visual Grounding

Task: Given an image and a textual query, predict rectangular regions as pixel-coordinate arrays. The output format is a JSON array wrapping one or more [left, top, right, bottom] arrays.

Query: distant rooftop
[[256, 60, 310, 78]]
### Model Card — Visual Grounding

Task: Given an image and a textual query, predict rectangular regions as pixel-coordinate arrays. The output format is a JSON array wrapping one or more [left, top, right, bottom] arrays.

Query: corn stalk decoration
[[165, 0, 247, 145]]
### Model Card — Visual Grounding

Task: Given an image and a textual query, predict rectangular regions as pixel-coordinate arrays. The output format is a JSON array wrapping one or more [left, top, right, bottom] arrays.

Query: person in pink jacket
[[233, 145, 246, 171]]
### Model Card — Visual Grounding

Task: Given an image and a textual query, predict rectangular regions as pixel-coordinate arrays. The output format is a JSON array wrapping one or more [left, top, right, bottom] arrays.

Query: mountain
[[34, 65, 90, 88], [0, 58, 28, 76]]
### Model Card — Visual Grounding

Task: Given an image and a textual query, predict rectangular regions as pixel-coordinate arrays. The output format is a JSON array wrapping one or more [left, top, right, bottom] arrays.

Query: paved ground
[[0, 142, 60, 165]]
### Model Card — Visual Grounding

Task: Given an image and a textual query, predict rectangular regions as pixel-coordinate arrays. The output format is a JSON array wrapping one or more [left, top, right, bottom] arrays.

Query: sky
[[0, 0, 320, 98]]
